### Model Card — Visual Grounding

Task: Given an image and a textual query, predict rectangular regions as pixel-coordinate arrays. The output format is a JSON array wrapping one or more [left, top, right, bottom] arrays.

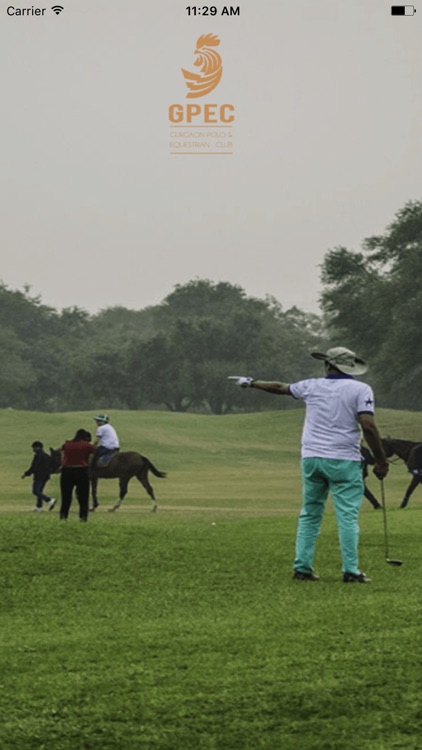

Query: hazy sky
[[1, 0, 421, 315]]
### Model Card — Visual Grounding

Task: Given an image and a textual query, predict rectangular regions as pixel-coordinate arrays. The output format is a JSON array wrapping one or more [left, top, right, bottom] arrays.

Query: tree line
[[1, 199, 421, 413], [0, 279, 325, 413]]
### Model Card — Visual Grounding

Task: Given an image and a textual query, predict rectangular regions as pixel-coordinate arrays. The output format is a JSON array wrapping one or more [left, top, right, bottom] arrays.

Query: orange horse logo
[[181, 34, 223, 98]]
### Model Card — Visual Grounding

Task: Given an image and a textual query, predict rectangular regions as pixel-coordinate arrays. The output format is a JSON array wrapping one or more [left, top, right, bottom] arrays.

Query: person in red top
[[59, 429, 96, 521]]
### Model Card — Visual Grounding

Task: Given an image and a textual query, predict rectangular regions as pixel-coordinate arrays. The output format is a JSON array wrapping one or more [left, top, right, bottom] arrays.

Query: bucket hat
[[311, 347, 367, 375]]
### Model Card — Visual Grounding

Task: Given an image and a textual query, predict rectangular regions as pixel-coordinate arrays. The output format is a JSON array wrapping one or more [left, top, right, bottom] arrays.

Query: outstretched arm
[[251, 380, 291, 396], [228, 376, 291, 395]]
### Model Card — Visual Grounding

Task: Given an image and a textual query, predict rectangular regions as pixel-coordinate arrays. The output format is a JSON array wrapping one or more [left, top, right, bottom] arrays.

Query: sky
[[1, 0, 421, 315]]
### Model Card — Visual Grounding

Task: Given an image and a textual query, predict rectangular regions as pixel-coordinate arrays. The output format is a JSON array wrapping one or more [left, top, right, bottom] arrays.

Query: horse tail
[[145, 457, 167, 479]]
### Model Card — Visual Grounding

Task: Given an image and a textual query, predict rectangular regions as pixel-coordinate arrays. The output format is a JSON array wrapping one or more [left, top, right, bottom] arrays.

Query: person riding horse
[[93, 414, 120, 468]]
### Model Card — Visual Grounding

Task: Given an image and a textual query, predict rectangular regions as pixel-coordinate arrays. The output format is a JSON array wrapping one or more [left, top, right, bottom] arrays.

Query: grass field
[[1, 408, 421, 749]]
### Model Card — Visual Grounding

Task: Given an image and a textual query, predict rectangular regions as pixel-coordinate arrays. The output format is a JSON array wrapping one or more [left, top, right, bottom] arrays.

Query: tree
[[363, 201, 422, 408], [0, 282, 59, 340], [320, 199, 422, 408], [0, 328, 36, 407], [126, 331, 196, 412], [130, 280, 327, 414]]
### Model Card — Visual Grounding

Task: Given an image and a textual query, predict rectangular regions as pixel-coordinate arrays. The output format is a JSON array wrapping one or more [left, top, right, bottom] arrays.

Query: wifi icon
[[51, 5, 64, 14]]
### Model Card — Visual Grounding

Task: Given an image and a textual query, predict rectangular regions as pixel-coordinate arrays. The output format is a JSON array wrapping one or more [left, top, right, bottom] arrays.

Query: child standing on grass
[[22, 441, 56, 512]]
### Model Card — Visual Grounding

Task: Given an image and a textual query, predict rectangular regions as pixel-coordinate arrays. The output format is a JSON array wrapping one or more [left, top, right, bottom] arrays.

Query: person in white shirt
[[93, 414, 120, 467], [229, 347, 389, 584]]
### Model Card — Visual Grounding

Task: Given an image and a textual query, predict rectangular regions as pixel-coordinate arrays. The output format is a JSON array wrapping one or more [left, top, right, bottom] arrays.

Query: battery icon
[[391, 5, 416, 13]]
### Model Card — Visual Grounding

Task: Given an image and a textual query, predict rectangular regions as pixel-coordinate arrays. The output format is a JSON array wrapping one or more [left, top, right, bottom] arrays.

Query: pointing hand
[[227, 376, 254, 388]]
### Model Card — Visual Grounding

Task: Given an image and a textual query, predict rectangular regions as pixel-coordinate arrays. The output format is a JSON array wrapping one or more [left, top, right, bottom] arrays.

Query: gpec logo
[[181, 33, 222, 99], [169, 34, 235, 127]]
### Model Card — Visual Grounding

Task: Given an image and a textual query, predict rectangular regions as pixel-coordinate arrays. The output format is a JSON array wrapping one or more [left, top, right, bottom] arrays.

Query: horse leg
[[400, 476, 420, 508], [363, 483, 381, 509], [109, 477, 129, 512], [136, 470, 157, 512], [90, 476, 99, 511]]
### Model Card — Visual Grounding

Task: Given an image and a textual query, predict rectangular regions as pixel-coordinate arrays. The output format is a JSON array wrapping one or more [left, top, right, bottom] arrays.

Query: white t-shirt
[[289, 376, 375, 461], [95, 423, 120, 450]]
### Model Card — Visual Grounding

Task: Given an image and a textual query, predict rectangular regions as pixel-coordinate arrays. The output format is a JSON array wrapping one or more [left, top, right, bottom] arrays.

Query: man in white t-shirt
[[93, 414, 120, 467], [228, 347, 389, 584]]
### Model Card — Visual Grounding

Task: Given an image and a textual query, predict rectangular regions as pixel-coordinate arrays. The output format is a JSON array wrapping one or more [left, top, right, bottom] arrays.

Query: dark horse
[[360, 446, 382, 509], [50, 449, 167, 512], [382, 438, 422, 508]]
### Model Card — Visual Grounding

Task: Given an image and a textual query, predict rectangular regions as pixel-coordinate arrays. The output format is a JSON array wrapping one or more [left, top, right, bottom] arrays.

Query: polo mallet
[[380, 479, 403, 566]]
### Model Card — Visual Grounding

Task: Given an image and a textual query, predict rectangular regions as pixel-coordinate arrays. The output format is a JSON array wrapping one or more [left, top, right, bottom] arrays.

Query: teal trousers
[[293, 457, 364, 576]]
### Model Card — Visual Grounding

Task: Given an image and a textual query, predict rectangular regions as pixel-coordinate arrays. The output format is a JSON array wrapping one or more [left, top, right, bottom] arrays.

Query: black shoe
[[343, 572, 371, 584], [293, 570, 320, 581]]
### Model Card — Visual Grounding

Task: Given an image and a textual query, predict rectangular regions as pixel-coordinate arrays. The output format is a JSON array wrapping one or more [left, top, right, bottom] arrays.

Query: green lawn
[[2, 406, 420, 512], [1, 409, 421, 749]]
